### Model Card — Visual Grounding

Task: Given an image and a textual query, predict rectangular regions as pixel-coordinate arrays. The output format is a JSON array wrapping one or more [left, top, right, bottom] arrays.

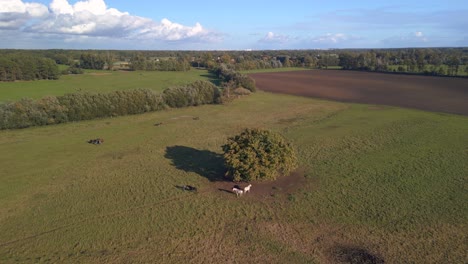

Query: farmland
[[250, 69, 468, 115], [0, 70, 467, 263]]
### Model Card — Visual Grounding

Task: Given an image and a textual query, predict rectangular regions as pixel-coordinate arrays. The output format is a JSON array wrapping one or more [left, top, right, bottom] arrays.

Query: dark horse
[[88, 138, 104, 145], [176, 185, 197, 192]]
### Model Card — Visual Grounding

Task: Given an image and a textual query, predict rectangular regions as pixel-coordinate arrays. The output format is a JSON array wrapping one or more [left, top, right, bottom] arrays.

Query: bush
[[236, 74, 256, 92], [61, 66, 84, 75], [233, 87, 251, 96], [222, 128, 298, 182], [163, 80, 221, 108], [211, 64, 257, 92]]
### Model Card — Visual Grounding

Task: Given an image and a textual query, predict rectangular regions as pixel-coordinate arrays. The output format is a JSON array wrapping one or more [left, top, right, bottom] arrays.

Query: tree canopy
[[222, 128, 298, 182]]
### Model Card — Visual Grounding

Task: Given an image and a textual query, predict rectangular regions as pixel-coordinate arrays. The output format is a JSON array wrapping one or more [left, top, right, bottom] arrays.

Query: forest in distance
[[0, 47, 467, 82]]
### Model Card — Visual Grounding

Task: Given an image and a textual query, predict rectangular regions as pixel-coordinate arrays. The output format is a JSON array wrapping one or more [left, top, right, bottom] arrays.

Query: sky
[[0, 0, 467, 50]]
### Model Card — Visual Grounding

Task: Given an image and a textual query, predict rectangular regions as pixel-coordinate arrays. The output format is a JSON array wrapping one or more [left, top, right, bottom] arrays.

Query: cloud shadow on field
[[165, 146, 226, 181]]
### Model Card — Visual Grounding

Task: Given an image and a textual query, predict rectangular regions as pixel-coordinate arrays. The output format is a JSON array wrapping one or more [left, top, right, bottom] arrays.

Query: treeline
[[0, 54, 60, 81], [338, 48, 468, 76], [0, 47, 466, 80], [129, 54, 191, 71], [0, 80, 222, 130]]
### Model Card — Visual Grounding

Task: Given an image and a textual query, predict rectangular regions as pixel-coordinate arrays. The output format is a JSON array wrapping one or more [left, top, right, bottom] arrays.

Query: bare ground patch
[[250, 70, 468, 115], [211, 169, 307, 200]]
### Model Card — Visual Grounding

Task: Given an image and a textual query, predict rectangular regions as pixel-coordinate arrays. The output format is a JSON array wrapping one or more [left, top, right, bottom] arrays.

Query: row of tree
[[0, 80, 221, 130], [0, 54, 60, 81], [129, 54, 191, 71], [0, 48, 466, 81], [337, 49, 468, 76]]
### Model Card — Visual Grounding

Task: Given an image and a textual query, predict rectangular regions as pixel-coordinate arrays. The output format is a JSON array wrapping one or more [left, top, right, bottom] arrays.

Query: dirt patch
[[250, 70, 468, 115], [211, 169, 307, 199], [329, 245, 385, 264]]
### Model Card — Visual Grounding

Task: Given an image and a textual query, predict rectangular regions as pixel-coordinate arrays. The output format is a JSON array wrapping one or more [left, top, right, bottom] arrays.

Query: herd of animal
[[232, 184, 252, 197], [179, 184, 252, 197]]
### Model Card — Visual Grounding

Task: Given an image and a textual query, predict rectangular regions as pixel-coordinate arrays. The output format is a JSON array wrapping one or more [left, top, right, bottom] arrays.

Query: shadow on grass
[[330, 245, 384, 264], [200, 74, 222, 86], [165, 145, 226, 181]]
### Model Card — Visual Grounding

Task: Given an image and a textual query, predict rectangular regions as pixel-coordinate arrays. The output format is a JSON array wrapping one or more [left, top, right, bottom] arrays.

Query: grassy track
[[0, 69, 216, 102], [0, 92, 467, 263]]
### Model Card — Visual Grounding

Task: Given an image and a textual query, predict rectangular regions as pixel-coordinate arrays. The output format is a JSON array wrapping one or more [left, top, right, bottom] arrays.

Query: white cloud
[[1, 0, 219, 44], [413, 31, 428, 42], [259, 31, 292, 44], [49, 0, 75, 15], [140, 18, 206, 41], [310, 33, 351, 44], [0, 0, 48, 29]]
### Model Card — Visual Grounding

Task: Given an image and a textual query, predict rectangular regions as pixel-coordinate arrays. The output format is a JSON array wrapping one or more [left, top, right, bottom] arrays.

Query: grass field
[[0, 90, 467, 263], [0, 69, 216, 103]]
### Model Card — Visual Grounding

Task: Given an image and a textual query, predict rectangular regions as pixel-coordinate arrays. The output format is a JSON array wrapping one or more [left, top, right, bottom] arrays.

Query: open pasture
[[250, 69, 468, 115], [0, 69, 215, 103], [0, 89, 467, 263]]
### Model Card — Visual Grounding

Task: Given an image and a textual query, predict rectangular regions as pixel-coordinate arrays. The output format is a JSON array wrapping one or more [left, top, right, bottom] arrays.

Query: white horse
[[243, 184, 252, 194], [232, 187, 243, 197]]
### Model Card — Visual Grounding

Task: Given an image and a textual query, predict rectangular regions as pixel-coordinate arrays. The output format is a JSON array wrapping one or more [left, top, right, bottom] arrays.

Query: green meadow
[[0, 69, 216, 103], [0, 69, 467, 263]]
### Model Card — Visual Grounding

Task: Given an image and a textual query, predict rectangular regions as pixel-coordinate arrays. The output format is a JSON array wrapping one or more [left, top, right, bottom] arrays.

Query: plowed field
[[250, 70, 468, 115]]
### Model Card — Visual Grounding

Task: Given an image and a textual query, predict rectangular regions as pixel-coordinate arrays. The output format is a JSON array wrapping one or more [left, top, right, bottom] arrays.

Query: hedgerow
[[0, 80, 222, 130]]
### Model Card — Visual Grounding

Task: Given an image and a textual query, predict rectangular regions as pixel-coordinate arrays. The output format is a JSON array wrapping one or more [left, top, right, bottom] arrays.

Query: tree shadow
[[165, 145, 226, 181]]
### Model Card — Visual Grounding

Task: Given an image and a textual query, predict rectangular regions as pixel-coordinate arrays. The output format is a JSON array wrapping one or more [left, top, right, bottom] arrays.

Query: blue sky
[[1, 0, 467, 49]]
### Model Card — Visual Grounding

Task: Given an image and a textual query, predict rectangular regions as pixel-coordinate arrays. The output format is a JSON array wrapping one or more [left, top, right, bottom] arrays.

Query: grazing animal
[[232, 187, 243, 197], [88, 138, 104, 145], [183, 185, 197, 192], [243, 184, 252, 194]]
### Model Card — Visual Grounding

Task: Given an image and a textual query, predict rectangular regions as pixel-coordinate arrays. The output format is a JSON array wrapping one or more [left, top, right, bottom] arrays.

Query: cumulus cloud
[[0, 0, 48, 29], [1, 0, 219, 44]]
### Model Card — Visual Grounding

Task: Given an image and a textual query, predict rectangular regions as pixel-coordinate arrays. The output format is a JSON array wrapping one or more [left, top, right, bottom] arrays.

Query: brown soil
[[250, 70, 468, 115], [211, 169, 307, 199]]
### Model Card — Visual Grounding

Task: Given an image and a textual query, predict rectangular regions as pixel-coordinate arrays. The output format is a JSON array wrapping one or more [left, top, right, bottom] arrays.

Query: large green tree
[[222, 128, 298, 182]]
